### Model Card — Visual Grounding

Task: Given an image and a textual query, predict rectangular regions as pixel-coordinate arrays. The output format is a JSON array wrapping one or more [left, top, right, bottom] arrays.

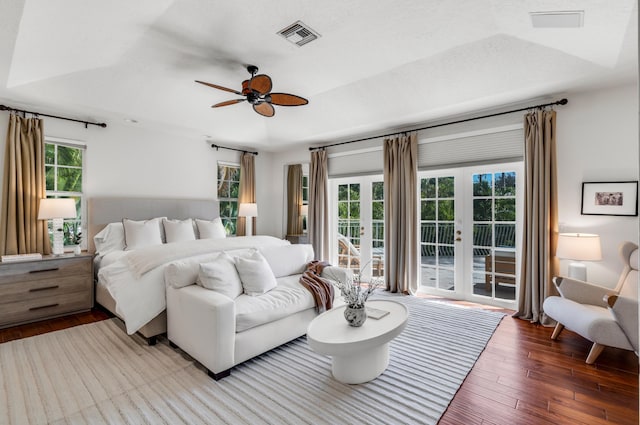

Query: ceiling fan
[[196, 65, 308, 117]]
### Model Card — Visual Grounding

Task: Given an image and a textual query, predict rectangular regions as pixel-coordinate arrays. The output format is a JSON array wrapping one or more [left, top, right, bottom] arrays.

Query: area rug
[[0, 293, 504, 425]]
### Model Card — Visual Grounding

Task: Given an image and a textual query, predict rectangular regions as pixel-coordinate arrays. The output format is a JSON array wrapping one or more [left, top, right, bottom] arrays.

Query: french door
[[419, 163, 522, 308], [330, 176, 384, 281]]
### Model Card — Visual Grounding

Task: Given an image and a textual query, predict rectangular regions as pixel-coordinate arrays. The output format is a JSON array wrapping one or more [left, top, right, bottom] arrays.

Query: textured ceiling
[[0, 0, 636, 151]]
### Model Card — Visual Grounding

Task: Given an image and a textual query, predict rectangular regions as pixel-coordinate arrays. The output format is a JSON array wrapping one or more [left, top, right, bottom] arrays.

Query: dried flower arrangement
[[334, 269, 383, 308]]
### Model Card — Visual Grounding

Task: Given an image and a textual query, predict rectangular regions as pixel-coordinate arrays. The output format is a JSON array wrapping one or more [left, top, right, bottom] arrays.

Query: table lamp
[[556, 233, 602, 281], [38, 198, 76, 255], [238, 202, 258, 236], [300, 204, 308, 216]]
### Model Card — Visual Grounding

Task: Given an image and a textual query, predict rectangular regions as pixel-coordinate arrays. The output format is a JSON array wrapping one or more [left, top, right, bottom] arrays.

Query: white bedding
[[97, 236, 290, 334]]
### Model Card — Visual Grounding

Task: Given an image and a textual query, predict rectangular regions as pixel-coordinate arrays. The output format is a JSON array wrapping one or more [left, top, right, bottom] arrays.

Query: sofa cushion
[[235, 250, 278, 296], [197, 252, 243, 299], [259, 244, 314, 278], [165, 248, 253, 289], [235, 274, 315, 332]]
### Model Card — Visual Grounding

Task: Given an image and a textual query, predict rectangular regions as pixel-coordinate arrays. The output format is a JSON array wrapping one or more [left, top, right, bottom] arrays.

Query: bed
[[88, 197, 289, 344]]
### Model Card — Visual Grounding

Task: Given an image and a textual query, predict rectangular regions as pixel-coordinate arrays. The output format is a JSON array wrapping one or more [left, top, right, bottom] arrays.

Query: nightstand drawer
[[0, 274, 91, 304], [0, 290, 93, 327], [0, 256, 91, 284]]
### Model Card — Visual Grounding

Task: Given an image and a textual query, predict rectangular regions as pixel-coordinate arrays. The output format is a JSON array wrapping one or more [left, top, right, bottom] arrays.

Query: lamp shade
[[556, 233, 602, 261], [238, 203, 258, 218], [37, 198, 76, 219], [300, 204, 308, 216]]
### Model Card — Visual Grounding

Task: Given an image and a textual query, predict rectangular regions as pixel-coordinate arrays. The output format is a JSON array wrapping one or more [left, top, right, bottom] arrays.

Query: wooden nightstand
[[0, 253, 94, 329]]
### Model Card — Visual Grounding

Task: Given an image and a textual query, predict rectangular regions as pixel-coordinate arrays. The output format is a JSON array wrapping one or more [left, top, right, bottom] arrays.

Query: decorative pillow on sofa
[[259, 244, 314, 278], [163, 218, 196, 243], [164, 248, 254, 289], [196, 218, 226, 239], [235, 250, 278, 296], [122, 218, 164, 250], [197, 252, 243, 299]]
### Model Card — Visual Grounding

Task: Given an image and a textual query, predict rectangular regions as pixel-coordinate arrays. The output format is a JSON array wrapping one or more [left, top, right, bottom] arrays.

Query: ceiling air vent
[[277, 21, 320, 47], [530, 11, 584, 28]]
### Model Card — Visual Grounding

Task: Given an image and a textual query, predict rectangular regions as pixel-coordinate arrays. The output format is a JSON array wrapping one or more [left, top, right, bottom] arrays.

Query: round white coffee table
[[307, 300, 408, 384]]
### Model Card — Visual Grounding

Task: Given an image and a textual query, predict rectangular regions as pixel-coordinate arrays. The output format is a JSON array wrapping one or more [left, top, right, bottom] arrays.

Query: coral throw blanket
[[300, 261, 335, 313]]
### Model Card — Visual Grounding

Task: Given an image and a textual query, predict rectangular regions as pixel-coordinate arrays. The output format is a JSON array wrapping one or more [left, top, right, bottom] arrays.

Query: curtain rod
[[210, 143, 258, 156], [0, 104, 107, 128], [309, 98, 568, 151]]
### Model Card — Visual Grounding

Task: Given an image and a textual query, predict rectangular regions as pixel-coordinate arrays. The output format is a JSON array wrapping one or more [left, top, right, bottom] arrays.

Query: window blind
[[417, 125, 524, 170], [327, 124, 523, 177]]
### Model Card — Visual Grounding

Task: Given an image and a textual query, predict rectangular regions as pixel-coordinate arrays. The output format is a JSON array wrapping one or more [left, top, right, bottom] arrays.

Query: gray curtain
[[0, 114, 51, 255], [237, 152, 256, 236], [286, 164, 303, 235], [309, 150, 329, 261], [383, 132, 418, 294], [514, 110, 559, 325]]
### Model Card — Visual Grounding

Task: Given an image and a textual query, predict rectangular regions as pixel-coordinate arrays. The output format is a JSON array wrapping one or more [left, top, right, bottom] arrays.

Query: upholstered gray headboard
[[87, 197, 220, 253]]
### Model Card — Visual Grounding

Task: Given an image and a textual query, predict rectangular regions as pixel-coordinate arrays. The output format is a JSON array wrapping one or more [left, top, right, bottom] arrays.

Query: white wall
[[265, 83, 640, 287], [0, 115, 281, 236], [556, 83, 639, 287], [1, 82, 636, 284]]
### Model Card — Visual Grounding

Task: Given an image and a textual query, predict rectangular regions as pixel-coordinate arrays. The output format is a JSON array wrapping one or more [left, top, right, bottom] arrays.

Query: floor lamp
[[38, 198, 77, 255], [239, 203, 258, 236], [556, 233, 602, 281]]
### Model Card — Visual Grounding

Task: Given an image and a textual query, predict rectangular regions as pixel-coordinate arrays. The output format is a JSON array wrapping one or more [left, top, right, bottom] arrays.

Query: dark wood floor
[[0, 309, 111, 343], [0, 303, 637, 424], [433, 298, 639, 425]]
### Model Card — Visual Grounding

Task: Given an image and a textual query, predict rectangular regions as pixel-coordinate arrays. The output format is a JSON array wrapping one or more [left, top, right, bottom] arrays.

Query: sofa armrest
[[553, 276, 614, 307], [321, 266, 353, 284], [166, 285, 236, 374]]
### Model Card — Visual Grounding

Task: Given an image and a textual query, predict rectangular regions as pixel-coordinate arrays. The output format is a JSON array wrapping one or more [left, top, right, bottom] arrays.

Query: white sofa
[[165, 244, 349, 379]]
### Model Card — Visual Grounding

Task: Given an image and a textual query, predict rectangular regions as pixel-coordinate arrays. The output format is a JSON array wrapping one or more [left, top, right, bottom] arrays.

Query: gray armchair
[[543, 241, 638, 364]]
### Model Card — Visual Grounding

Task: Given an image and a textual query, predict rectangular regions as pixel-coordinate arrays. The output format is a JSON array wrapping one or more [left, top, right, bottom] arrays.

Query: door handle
[[456, 237, 462, 242]]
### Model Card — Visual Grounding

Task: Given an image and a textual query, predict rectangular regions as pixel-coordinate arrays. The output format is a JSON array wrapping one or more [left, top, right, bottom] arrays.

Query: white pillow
[[259, 244, 314, 278], [164, 248, 254, 289], [163, 218, 196, 243], [123, 218, 163, 250], [93, 222, 125, 254], [196, 218, 226, 239], [197, 252, 243, 299], [235, 250, 277, 296]]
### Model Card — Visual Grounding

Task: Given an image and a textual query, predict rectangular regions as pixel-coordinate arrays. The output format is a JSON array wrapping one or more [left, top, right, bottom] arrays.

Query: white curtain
[[383, 132, 418, 294]]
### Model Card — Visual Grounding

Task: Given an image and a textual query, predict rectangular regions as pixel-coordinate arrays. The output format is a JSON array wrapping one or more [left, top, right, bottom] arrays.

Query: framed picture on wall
[[581, 181, 638, 216]]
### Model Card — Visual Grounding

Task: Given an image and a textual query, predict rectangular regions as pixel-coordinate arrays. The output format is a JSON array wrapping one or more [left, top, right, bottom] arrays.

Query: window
[[44, 139, 85, 248], [217, 163, 240, 235]]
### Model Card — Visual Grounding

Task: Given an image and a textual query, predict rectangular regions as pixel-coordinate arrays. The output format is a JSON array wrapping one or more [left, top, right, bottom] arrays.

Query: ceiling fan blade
[[269, 93, 309, 106], [195, 80, 242, 95], [212, 99, 245, 108], [249, 74, 272, 95], [253, 102, 275, 117]]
